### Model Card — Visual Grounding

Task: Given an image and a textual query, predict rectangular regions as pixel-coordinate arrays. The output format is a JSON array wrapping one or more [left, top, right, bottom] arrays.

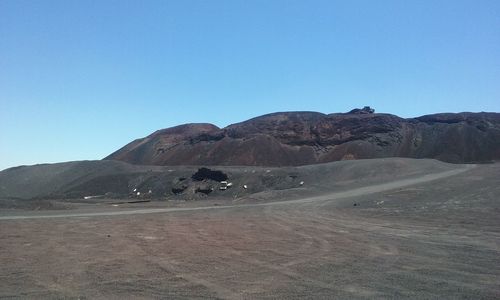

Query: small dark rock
[[195, 186, 213, 195], [172, 186, 187, 195]]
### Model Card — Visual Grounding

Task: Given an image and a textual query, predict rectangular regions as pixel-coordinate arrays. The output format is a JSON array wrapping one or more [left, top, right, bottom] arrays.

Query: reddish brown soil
[[0, 163, 499, 299]]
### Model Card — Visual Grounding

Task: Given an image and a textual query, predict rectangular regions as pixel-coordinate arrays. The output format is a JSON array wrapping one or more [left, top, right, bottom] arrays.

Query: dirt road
[[0, 163, 499, 299]]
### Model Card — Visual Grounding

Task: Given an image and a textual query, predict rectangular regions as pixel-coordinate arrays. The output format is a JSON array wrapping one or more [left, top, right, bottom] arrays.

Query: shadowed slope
[[0, 158, 459, 202]]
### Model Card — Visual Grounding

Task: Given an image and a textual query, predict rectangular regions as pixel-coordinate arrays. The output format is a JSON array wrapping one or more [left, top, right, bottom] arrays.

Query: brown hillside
[[105, 109, 500, 166]]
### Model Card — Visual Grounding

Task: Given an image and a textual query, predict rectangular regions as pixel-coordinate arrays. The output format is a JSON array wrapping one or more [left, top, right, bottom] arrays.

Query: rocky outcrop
[[348, 106, 375, 114], [105, 109, 500, 166]]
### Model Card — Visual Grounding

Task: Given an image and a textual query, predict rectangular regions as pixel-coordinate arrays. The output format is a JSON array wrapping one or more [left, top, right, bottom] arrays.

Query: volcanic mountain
[[105, 107, 500, 166]]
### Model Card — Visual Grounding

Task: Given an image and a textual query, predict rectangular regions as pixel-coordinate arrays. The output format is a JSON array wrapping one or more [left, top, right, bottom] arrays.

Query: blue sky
[[0, 0, 499, 170]]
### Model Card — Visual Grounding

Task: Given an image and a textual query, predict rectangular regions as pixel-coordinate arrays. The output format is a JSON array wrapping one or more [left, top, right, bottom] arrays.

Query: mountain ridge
[[105, 109, 500, 166]]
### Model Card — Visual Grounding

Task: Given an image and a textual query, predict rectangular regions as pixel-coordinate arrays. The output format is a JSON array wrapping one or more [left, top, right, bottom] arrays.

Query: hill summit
[[105, 108, 500, 166]]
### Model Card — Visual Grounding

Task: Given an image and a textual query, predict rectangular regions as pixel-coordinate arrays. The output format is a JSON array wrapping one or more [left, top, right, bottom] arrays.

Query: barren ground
[[0, 161, 499, 299]]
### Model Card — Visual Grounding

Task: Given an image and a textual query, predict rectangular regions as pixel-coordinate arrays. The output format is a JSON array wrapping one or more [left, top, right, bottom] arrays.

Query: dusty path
[[0, 164, 474, 220], [0, 163, 499, 299]]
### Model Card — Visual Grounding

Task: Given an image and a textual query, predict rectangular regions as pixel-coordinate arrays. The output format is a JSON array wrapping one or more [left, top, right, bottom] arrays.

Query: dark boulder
[[191, 168, 228, 182]]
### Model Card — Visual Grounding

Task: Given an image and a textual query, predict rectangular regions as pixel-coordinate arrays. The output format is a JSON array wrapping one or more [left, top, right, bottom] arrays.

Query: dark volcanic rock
[[348, 106, 375, 114], [191, 168, 228, 182], [105, 110, 500, 166]]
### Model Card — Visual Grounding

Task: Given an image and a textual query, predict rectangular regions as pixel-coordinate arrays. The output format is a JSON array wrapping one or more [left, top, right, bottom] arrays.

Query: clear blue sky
[[1, 0, 499, 170]]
